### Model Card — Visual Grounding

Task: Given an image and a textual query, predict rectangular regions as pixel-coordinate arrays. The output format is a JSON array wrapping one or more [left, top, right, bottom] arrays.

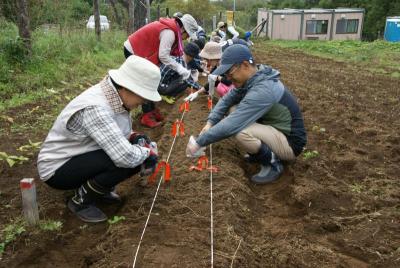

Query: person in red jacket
[[124, 14, 199, 128]]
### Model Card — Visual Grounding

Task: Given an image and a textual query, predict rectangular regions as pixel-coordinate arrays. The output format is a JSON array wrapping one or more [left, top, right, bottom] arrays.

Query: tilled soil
[[1, 44, 399, 268]]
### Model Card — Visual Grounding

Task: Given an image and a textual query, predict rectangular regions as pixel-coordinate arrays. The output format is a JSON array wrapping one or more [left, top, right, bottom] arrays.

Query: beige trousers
[[229, 106, 295, 161], [234, 123, 296, 161]]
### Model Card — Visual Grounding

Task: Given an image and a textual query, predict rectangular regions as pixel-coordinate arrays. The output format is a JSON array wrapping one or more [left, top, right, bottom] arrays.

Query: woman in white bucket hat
[[38, 56, 161, 223]]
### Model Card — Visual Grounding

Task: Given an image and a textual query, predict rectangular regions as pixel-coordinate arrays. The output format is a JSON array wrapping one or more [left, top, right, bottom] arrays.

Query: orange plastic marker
[[171, 120, 185, 137], [148, 161, 171, 184], [207, 96, 213, 110], [179, 101, 190, 113]]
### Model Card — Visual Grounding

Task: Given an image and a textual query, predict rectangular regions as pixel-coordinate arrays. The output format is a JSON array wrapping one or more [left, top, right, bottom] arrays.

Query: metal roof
[[269, 8, 364, 15], [334, 8, 365, 13], [387, 17, 400, 22], [270, 9, 303, 14], [304, 8, 332, 14]]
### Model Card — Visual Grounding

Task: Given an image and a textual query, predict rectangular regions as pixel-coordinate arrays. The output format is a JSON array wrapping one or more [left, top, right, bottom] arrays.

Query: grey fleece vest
[[37, 79, 131, 181]]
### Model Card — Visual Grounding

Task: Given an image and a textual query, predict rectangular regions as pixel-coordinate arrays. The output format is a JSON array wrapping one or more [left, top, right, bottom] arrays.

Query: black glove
[[129, 132, 151, 145], [144, 154, 158, 170]]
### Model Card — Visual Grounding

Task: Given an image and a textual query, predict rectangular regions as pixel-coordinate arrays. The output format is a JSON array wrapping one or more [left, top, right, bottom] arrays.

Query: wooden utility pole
[[16, 0, 31, 56], [145, 0, 151, 24], [109, 0, 122, 27], [93, 0, 101, 41], [127, 0, 134, 34]]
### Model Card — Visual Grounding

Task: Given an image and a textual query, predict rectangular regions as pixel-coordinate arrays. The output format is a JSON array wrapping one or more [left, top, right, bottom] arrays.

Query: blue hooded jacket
[[196, 65, 307, 156]]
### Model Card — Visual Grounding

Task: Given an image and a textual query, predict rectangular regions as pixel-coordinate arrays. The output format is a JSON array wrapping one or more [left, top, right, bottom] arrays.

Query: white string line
[[132, 109, 187, 268], [209, 143, 214, 268], [209, 97, 214, 268]]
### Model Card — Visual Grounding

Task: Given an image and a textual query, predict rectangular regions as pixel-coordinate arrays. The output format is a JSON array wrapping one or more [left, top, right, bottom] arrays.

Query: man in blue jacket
[[186, 44, 307, 184]]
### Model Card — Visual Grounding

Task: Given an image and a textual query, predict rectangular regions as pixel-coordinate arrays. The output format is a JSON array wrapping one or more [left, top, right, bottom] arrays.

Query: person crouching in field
[[186, 45, 307, 184], [157, 42, 203, 104], [185, 41, 239, 102], [123, 14, 199, 128], [37, 56, 160, 222]]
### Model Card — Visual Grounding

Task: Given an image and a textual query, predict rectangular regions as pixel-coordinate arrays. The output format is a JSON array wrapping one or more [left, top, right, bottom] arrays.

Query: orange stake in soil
[[171, 120, 185, 137], [148, 161, 171, 184], [189, 155, 218, 172], [207, 96, 213, 111], [179, 101, 190, 113]]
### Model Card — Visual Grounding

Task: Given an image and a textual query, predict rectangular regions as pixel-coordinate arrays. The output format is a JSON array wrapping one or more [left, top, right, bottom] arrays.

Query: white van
[[86, 15, 110, 31]]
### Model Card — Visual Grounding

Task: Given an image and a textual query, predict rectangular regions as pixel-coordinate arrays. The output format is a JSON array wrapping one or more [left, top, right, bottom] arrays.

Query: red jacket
[[128, 18, 182, 66]]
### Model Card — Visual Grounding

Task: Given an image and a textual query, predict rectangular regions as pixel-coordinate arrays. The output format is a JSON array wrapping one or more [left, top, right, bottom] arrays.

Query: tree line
[[1, 0, 399, 53]]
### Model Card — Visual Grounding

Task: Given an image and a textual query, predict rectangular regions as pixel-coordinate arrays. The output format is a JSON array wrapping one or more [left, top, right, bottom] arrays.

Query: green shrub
[[0, 28, 126, 107]]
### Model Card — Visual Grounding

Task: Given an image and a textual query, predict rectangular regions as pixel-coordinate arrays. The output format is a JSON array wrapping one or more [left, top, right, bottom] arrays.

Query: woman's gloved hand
[[186, 135, 206, 158], [184, 91, 199, 102]]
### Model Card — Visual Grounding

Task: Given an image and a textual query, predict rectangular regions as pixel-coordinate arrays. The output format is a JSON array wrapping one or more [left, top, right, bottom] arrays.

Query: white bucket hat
[[109, 55, 161, 102], [199, 42, 222, 60], [217, 21, 226, 29], [179, 14, 198, 40]]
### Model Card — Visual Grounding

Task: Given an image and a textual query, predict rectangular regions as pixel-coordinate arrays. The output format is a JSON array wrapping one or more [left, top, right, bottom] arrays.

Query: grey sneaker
[[250, 160, 283, 184]]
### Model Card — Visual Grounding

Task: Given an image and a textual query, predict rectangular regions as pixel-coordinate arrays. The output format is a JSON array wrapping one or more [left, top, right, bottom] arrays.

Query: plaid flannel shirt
[[67, 78, 149, 169], [159, 56, 201, 90]]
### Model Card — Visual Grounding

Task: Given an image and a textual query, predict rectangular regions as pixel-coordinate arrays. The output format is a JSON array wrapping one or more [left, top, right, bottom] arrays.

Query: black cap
[[193, 37, 206, 50], [184, 42, 200, 58]]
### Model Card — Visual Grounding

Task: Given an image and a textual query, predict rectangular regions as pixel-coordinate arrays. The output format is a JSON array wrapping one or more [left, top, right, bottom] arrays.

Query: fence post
[[212, 15, 216, 30], [20, 178, 39, 225]]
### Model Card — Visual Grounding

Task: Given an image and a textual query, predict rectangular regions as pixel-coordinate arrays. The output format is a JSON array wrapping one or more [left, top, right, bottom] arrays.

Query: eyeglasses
[[226, 64, 241, 78]]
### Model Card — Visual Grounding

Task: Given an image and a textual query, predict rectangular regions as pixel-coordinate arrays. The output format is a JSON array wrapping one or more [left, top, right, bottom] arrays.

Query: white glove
[[181, 68, 191, 80], [191, 69, 199, 82], [186, 135, 206, 158], [218, 30, 226, 40], [208, 74, 218, 97], [208, 74, 218, 82], [184, 91, 199, 102]]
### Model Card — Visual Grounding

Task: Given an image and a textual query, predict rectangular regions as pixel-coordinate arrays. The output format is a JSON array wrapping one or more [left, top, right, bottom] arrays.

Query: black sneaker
[[101, 190, 121, 204], [244, 153, 257, 163], [67, 197, 107, 223]]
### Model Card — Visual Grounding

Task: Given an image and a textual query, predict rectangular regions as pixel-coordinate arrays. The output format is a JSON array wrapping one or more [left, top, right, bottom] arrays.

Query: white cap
[[109, 55, 161, 102]]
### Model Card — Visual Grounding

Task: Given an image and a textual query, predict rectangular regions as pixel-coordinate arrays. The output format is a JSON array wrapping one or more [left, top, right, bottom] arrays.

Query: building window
[[306, 20, 328, 35], [336, 19, 359, 34]]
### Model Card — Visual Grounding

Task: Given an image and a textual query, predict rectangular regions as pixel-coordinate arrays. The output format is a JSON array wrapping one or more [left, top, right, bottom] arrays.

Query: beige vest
[[37, 80, 131, 181]]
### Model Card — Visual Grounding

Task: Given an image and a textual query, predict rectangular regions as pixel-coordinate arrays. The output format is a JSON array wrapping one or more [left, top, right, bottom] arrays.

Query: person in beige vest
[[37, 55, 161, 223]]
